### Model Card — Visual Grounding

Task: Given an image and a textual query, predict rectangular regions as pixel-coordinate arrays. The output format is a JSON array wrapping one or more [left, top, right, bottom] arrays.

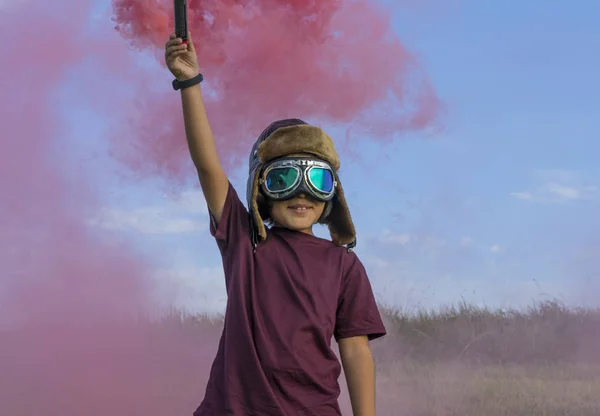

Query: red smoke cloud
[[0, 1, 149, 324], [111, 0, 441, 178], [0, 0, 439, 414]]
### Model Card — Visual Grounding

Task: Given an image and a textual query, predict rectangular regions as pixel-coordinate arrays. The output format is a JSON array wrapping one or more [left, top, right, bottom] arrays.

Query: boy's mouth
[[288, 203, 312, 212]]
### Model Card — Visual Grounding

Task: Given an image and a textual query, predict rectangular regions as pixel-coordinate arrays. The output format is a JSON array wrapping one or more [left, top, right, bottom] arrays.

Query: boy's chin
[[275, 217, 317, 233]]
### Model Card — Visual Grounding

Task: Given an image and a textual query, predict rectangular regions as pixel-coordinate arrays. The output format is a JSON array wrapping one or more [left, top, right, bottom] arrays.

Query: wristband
[[172, 73, 203, 91]]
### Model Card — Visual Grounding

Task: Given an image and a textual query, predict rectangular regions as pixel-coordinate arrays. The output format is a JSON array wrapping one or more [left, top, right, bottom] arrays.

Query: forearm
[[180, 84, 222, 176], [340, 339, 377, 416], [166, 32, 229, 221], [179, 83, 229, 221]]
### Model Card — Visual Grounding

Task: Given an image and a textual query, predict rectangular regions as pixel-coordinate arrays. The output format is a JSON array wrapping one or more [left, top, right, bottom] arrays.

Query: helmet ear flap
[[317, 200, 334, 224]]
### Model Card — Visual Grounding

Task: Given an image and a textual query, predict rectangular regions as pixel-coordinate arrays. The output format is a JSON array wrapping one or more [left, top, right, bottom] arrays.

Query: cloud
[[461, 236, 473, 247], [88, 189, 207, 235], [153, 265, 226, 315], [490, 244, 505, 253], [511, 169, 597, 204], [89, 207, 205, 234], [510, 192, 534, 201], [169, 189, 208, 215], [378, 229, 447, 250], [379, 229, 411, 245]]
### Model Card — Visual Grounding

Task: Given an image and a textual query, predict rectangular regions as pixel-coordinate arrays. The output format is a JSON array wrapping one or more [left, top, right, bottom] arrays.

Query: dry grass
[[367, 361, 600, 415], [356, 300, 600, 415], [376, 300, 600, 365], [2, 300, 599, 415]]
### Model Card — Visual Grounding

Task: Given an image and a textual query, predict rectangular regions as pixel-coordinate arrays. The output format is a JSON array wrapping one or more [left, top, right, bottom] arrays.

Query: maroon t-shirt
[[193, 183, 386, 416]]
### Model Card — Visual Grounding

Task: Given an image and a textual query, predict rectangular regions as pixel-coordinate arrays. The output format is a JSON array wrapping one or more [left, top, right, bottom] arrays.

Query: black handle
[[174, 0, 188, 43]]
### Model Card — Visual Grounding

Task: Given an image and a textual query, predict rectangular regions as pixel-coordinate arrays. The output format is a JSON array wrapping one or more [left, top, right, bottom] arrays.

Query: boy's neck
[[272, 223, 314, 236]]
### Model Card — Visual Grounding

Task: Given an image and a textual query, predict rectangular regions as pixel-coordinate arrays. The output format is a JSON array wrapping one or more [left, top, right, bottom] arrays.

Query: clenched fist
[[165, 31, 199, 81]]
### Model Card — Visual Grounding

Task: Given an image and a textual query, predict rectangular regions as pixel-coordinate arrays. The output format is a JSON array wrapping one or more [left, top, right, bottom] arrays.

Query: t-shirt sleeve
[[334, 254, 387, 342], [209, 181, 251, 253]]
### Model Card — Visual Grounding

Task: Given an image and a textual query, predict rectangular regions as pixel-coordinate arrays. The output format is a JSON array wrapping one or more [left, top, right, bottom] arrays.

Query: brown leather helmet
[[246, 119, 356, 251]]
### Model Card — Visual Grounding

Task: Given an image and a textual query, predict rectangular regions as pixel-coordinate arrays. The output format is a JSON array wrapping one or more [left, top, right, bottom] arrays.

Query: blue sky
[[81, 0, 600, 314]]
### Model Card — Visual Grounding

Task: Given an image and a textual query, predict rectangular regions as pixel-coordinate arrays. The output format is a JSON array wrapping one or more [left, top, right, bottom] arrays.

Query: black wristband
[[172, 73, 203, 91]]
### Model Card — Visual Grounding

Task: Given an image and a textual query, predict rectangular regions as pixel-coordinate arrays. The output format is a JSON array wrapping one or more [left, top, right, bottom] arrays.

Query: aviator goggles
[[259, 158, 337, 202]]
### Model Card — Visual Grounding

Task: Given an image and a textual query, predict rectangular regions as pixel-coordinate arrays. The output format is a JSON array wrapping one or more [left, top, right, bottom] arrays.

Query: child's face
[[269, 194, 325, 235]]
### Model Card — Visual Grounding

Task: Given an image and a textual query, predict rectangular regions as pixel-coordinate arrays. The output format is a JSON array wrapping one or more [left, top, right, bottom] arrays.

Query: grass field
[[364, 300, 600, 415], [2, 300, 599, 415]]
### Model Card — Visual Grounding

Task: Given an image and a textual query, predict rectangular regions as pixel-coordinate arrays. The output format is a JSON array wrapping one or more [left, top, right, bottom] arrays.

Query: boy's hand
[[165, 31, 199, 81]]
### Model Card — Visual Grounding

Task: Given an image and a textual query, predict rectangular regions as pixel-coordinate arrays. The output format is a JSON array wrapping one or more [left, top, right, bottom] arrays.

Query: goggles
[[259, 158, 337, 202]]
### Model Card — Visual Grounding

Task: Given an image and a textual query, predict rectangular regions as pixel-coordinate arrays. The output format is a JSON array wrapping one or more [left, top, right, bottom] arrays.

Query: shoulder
[[320, 242, 366, 281], [210, 181, 252, 250], [340, 249, 367, 280], [320, 237, 364, 265]]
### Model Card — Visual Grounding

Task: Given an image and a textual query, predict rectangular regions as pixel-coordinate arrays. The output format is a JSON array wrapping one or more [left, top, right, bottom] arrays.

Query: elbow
[[339, 335, 372, 360]]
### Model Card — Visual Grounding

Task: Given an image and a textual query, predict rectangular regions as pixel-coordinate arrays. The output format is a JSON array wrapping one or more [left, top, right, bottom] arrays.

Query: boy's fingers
[[166, 44, 187, 56], [165, 37, 183, 48], [170, 50, 188, 59], [170, 32, 176, 39], [186, 31, 196, 51], [165, 38, 185, 53]]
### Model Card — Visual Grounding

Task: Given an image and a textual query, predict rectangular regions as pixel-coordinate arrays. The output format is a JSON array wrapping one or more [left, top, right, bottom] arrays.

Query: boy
[[165, 32, 387, 416]]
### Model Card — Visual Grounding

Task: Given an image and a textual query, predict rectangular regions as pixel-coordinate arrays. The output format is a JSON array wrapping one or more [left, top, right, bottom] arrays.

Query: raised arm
[[165, 31, 229, 223]]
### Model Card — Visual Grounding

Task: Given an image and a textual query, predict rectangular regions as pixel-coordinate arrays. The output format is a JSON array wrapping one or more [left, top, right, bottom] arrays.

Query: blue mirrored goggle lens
[[265, 167, 299, 192], [308, 168, 334, 193]]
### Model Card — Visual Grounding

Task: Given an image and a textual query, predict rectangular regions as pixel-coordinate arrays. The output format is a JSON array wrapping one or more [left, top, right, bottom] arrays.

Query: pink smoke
[[0, 0, 439, 414], [110, 0, 441, 178]]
